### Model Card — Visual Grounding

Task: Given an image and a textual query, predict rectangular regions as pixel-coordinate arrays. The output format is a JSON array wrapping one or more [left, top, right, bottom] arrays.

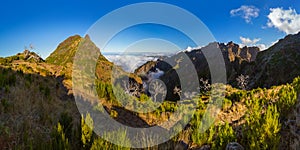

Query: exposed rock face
[[135, 32, 300, 100], [248, 32, 300, 88], [22, 50, 44, 62], [134, 60, 158, 75], [135, 42, 259, 100], [219, 42, 259, 63]]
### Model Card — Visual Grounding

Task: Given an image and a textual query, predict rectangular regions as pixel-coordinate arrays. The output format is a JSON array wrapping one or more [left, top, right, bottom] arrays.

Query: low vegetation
[[0, 34, 299, 149], [1, 59, 298, 149]]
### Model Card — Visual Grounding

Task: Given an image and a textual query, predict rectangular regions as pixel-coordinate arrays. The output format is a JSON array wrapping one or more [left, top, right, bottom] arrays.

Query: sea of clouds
[[103, 52, 169, 72], [103, 46, 201, 73]]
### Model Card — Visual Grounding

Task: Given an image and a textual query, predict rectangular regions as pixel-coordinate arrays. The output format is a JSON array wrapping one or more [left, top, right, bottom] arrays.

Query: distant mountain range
[[1, 32, 300, 100], [0, 31, 300, 150], [135, 32, 300, 100]]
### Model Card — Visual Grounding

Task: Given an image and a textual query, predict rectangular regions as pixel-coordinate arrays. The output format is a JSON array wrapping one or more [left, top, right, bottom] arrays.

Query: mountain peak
[[46, 35, 83, 65], [84, 34, 91, 40], [22, 49, 44, 62]]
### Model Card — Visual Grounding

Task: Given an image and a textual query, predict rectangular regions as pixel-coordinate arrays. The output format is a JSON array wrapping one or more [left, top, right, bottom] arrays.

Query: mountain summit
[[0, 33, 299, 149], [135, 32, 300, 100]]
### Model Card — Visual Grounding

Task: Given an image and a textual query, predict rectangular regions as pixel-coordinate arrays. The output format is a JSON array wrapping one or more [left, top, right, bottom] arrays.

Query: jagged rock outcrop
[[134, 60, 158, 75], [135, 42, 259, 100], [135, 32, 300, 100], [22, 50, 44, 62], [219, 42, 259, 63]]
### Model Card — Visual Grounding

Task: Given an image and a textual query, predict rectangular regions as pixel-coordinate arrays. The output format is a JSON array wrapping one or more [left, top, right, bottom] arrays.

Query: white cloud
[[239, 37, 281, 51], [105, 54, 157, 72], [267, 7, 300, 34], [240, 36, 260, 45], [256, 44, 267, 50], [148, 68, 164, 80], [230, 5, 260, 23], [239, 36, 269, 50], [185, 46, 203, 52]]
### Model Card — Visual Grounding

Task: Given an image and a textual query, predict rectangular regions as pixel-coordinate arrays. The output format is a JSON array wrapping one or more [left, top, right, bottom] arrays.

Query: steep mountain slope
[[46, 35, 111, 81], [46, 35, 82, 66], [46, 35, 141, 85], [0, 58, 80, 149], [135, 32, 300, 100], [249, 32, 300, 88], [135, 42, 259, 100], [0, 33, 300, 149], [0, 35, 141, 149]]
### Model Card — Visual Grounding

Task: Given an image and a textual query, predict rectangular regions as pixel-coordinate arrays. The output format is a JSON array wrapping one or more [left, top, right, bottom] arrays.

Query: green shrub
[[191, 111, 215, 146], [212, 122, 236, 150], [81, 113, 94, 149], [139, 93, 150, 102], [242, 103, 281, 150], [222, 98, 232, 111], [110, 110, 118, 118], [276, 84, 297, 115], [292, 76, 300, 94], [90, 129, 131, 150], [51, 122, 71, 150], [0, 68, 16, 87], [191, 124, 215, 146], [59, 112, 73, 139], [226, 90, 246, 102], [260, 105, 281, 149], [96, 81, 117, 103]]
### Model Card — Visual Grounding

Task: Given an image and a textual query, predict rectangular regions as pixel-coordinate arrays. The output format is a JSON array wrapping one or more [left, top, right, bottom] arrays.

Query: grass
[[0, 49, 299, 149]]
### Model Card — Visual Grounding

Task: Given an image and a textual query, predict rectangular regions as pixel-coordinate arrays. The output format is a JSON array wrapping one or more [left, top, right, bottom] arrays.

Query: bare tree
[[199, 78, 211, 94], [173, 86, 182, 97], [123, 80, 140, 97], [236, 74, 249, 90], [29, 43, 34, 50], [149, 80, 166, 102]]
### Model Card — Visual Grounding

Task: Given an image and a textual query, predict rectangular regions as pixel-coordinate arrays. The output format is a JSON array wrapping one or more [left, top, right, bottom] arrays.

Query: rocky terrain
[[248, 32, 300, 88], [135, 32, 300, 100], [0, 32, 299, 149]]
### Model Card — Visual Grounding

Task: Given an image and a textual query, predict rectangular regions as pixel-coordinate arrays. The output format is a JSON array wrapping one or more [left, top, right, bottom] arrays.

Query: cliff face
[[219, 42, 259, 63], [134, 42, 260, 100], [135, 32, 300, 100], [4, 32, 299, 102], [0, 33, 299, 149]]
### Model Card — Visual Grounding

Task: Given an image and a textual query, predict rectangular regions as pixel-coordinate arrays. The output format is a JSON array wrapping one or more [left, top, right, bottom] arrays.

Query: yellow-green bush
[[81, 113, 94, 149], [276, 84, 297, 116], [212, 122, 236, 150]]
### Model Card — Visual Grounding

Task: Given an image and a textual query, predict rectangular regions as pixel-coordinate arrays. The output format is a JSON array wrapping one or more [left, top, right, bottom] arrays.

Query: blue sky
[[0, 0, 299, 58], [103, 24, 197, 53]]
